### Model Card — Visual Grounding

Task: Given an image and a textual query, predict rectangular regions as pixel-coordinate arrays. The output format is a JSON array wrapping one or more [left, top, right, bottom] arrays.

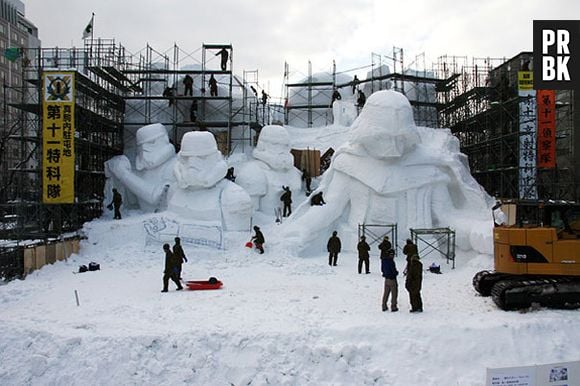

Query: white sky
[[24, 0, 580, 98]]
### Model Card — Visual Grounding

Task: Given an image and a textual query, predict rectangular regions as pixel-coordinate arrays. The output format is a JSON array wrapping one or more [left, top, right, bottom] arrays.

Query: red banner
[[536, 90, 556, 168]]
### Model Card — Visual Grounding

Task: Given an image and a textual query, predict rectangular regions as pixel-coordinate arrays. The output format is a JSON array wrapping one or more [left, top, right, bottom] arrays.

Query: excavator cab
[[474, 200, 580, 310]]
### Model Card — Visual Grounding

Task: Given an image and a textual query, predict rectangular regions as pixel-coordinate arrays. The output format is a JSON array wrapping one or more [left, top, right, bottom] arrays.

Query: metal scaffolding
[[119, 42, 261, 155], [436, 52, 579, 201], [0, 43, 125, 243], [284, 48, 442, 129]]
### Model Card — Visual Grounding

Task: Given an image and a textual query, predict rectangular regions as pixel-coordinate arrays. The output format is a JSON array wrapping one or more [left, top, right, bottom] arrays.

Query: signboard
[[487, 360, 580, 386], [518, 71, 534, 90], [536, 90, 556, 168], [42, 72, 75, 204], [518, 86, 538, 200], [533, 20, 580, 90]]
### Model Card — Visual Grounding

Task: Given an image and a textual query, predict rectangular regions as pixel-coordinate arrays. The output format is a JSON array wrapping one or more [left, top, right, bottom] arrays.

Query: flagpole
[[89, 13, 94, 66]]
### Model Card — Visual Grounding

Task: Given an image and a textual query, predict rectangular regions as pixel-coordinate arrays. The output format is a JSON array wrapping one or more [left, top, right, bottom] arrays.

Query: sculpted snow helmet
[[175, 132, 227, 188], [180, 131, 219, 157], [136, 123, 168, 145], [351, 90, 420, 159], [253, 125, 294, 170], [135, 123, 174, 171]]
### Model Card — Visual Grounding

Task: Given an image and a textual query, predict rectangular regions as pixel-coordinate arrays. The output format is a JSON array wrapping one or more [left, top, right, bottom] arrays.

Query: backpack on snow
[[88, 262, 100, 271], [429, 263, 441, 274]]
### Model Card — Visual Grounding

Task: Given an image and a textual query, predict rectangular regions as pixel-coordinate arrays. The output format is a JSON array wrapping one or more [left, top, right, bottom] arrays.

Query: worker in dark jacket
[[280, 186, 292, 217], [301, 168, 312, 193], [215, 48, 229, 71], [327, 231, 341, 266], [162, 243, 183, 292], [351, 75, 360, 94], [110, 188, 123, 220], [183, 74, 193, 96], [405, 253, 423, 312], [310, 191, 326, 206], [403, 239, 418, 262], [357, 90, 366, 109], [331, 88, 342, 105], [252, 226, 265, 254], [357, 235, 371, 274], [209, 74, 218, 96], [378, 236, 392, 258], [381, 248, 398, 312], [172, 237, 188, 280]]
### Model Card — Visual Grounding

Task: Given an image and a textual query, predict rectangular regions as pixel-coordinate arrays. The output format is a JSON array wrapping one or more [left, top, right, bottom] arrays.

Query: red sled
[[186, 280, 223, 290]]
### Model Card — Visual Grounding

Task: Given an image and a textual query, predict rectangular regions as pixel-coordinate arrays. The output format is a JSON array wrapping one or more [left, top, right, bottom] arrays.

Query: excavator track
[[472, 270, 511, 296], [491, 276, 580, 311]]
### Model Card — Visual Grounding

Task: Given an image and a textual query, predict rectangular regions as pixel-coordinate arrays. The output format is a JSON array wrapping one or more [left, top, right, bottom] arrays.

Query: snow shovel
[[245, 241, 253, 248]]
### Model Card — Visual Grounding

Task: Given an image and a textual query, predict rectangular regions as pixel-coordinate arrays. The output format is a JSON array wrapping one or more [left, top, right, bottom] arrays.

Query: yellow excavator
[[473, 200, 580, 310]]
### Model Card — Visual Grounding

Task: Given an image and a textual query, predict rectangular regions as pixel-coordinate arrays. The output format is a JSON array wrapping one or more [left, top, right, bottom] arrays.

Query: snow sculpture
[[104, 123, 176, 212], [280, 90, 494, 254], [168, 131, 252, 231], [236, 125, 302, 213]]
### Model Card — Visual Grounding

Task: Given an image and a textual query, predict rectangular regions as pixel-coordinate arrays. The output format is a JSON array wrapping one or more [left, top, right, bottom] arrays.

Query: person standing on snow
[[357, 235, 371, 274], [381, 247, 398, 312], [378, 236, 392, 259], [403, 239, 418, 263], [357, 90, 366, 110], [331, 88, 342, 105], [280, 186, 293, 217], [172, 237, 188, 280], [301, 168, 312, 193], [327, 231, 341, 266], [110, 188, 123, 220], [405, 253, 423, 312], [252, 226, 265, 254], [162, 243, 183, 292]]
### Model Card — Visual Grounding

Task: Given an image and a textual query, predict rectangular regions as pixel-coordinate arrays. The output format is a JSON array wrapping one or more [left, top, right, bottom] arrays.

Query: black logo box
[[533, 20, 580, 90]]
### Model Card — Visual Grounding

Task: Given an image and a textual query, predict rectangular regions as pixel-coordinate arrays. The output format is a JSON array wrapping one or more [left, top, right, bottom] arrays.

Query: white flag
[[82, 14, 94, 39]]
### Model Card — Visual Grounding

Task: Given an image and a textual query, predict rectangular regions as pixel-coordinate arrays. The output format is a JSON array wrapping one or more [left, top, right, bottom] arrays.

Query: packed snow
[[1, 215, 580, 385], [1, 90, 579, 385]]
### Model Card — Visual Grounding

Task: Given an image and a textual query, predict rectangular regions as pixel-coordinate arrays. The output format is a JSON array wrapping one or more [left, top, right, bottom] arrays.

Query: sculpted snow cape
[[236, 125, 302, 214], [279, 90, 495, 254], [168, 131, 252, 231]]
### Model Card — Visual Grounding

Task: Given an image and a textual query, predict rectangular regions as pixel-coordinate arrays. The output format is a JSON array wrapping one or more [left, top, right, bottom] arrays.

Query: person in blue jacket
[[381, 248, 399, 312]]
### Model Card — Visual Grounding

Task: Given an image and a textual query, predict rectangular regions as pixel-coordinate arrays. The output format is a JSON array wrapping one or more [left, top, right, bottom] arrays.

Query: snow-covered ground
[[1, 212, 579, 385]]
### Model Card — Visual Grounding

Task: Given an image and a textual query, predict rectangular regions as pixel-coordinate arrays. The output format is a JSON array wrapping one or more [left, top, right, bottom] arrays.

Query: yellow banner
[[42, 72, 75, 204], [518, 71, 533, 90]]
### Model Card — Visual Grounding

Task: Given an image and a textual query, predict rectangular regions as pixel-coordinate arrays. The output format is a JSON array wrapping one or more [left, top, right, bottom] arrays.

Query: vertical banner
[[536, 90, 556, 168], [517, 71, 538, 200], [42, 72, 75, 204]]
